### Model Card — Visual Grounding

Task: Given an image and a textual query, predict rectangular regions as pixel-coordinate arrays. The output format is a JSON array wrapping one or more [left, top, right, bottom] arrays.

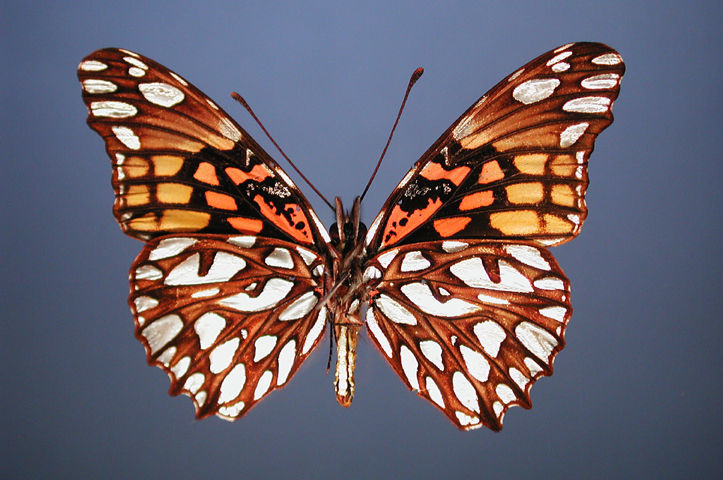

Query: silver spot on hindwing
[[139, 82, 185, 107]]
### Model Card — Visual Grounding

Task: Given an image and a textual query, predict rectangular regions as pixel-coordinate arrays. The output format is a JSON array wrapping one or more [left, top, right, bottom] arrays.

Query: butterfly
[[77, 42, 624, 431]]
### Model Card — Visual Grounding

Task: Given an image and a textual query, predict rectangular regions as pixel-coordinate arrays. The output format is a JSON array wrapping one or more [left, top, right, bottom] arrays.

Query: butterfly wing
[[78, 48, 329, 247], [364, 240, 570, 430], [365, 42, 625, 251], [129, 234, 328, 420]]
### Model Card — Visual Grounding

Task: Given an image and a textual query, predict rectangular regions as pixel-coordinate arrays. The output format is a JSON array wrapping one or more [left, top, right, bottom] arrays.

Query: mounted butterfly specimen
[[77, 43, 624, 431]]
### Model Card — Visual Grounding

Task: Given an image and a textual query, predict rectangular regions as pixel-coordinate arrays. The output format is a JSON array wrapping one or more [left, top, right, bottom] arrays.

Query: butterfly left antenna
[[232, 92, 335, 212]]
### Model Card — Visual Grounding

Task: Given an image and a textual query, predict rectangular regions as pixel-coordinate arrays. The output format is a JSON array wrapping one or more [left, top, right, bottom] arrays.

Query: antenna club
[[410, 67, 424, 85]]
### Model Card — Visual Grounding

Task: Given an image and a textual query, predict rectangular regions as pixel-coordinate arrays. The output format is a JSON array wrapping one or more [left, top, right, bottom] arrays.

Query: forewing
[[363, 240, 570, 430], [78, 48, 329, 247], [128, 234, 328, 420], [366, 42, 625, 250]]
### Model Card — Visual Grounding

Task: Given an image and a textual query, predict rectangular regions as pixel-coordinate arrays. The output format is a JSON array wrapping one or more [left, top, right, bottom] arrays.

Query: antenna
[[231, 92, 335, 212], [359, 67, 424, 201]]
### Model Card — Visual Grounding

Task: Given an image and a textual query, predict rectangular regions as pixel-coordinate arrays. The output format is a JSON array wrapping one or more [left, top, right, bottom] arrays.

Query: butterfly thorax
[[327, 197, 368, 407]]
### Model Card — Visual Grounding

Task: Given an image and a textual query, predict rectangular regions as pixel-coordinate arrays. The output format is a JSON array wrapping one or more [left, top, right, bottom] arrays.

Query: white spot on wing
[[539, 306, 567, 322], [473, 320, 506, 358], [455, 411, 481, 428], [82, 79, 117, 93], [128, 67, 145, 77], [419, 340, 444, 370], [91, 101, 138, 118], [452, 371, 480, 413], [165, 252, 246, 285], [546, 51, 573, 66], [504, 245, 551, 270], [426, 377, 445, 408], [512, 78, 560, 104], [149, 237, 197, 260], [184, 373, 204, 394], [581, 73, 620, 90], [219, 117, 242, 142], [363, 266, 382, 282], [227, 235, 256, 249], [400, 345, 419, 390], [563, 96, 611, 113], [194, 312, 226, 349], [401, 282, 481, 317], [133, 295, 158, 313], [191, 287, 221, 298], [533, 277, 565, 290], [218, 401, 245, 419], [460, 345, 490, 382], [375, 294, 417, 325], [218, 364, 245, 404], [219, 278, 294, 312], [135, 264, 162, 281], [296, 246, 317, 266], [509, 367, 529, 390], [366, 309, 392, 357], [139, 82, 185, 107], [79, 60, 107, 71], [112, 126, 141, 149], [376, 249, 399, 268], [253, 370, 273, 400], [170, 355, 189, 378], [551, 62, 570, 72], [365, 212, 384, 245], [277, 340, 296, 385], [123, 56, 148, 70], [400, 251, 431, 272], [157, 346, 177, 367], [264, 247, 294, 269], [442, 240, 468, 253], [591, 52, 623, 65], [278, 291, 318, 321], [253, 335, 277, 362], [450, 257, 534, 292], [524, 357, 543, 376], [515, 321, 558, 361], [302, 307, 326, 354], [209, 337, 240, 373], [142, 314, 183, 354], [559, 122, 589, 148], [496, 384, 516, 404], [170, 71, 189, 86]]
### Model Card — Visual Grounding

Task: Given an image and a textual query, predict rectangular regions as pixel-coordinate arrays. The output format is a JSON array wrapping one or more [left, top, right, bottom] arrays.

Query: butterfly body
[[78, 43, 624, 430]]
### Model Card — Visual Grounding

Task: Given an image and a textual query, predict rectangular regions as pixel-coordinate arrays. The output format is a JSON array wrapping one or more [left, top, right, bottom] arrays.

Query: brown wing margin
[[365, 42, 625, 251]]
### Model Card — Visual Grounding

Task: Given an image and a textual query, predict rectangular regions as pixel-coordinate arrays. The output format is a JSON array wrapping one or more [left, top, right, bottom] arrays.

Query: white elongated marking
[[209, 338, 240, 373], [426, 377, 445, 408], [254, 370, 273, 400], [439, 287, 450, 296], [450, 258, 534, 293], [149, 237, 197, 260], [118, 49, 139, 57], [128, 66, 145, 77], [563, 96, 611, 113], [142, 314, 183, 354], [365, 212, 383, 245], [82, 79, 117, 93], [296, 246, 317, 266], [533, 277, 565, 290], [512, 78, 560, 104], [509, 367, 529, 390], [554, 43, 574, 53], [302, 307, 326, 354], [375, 294, 417, 325], [455, 411, 481, 428], [508, 68, 525, 82], [191, 287, 221, 298], [496, 384, 516, 404], [184, 373, 204, 394], [165, 252, 246, 286], [546, 50, 573, 65], [308, 209, 332, 244], [396, 166, 417, 190], [559, 122, 589, 147], [194, 312, 226, 349], [136, 315, 146, 326], [312, 264, 324, 277], [218, 401, 245, 418], [376, 249, 399, 268], [524, 357, 543, 376], [170, 355, 190, 378], [219, 117, 242, 142], [195, 391, 207, 407], [273, 165, 297, 188], [157, 346, 176, 367], [91, 101, 138, 118], [400, 345, 420, 390], [493, 401, 504, 417], [453, 371, 480, 413], [576, 151, 586, 163], [419, 340, 444, 370], [473, 321, 506, 358], [206, 98, 220, 110], [138, 82, 185, 107], [460, 345, 490, 382], [253, 335, 277, 362], [476, 292, 510, 305], [592, 52, 623, 65], [220, 278, 294, 312], [218, 364, 246, 404], [516, 321, 557, 360], [133, 295, 158, 313], [277, 340, 296, 385], [79, 60, 107, 71], [123, 56, 147, 70], [135, 264, 162, 280], [228, 235, 256, 248], [366, 309, 392, 357], [400, 251, 431, 272], [504, 244, 551, 270], [551, 62, 570, 72], [581, 73, 620, 89], [363, 265, 382, 282], [278, 291, 317, 321], [111, 126, 141, 149], [169, 71, 189, 86], [401, 282, 481, 317], [442, 240, 468, 253], [264, 247, 294, 269], [539, 306, 567, 322]]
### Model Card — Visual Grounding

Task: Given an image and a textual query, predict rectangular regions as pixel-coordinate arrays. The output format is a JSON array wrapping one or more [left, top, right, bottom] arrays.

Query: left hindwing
[[363, 240, 570, 431], [366, 42, 625, 250]]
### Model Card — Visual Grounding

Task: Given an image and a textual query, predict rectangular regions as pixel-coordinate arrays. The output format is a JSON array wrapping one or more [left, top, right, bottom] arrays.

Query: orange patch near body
[[433, 217, 471, 237], [194, 162, 220, 185], [253, 195, 313, 245], [381, 199, 442, 246], [420, 162, 470, 186], [225, 164, 273, 185], [478, 161, 505, 184], [459, 190, 495, 210], [205, 191, 237, 210], [228, 216, 263, 233]]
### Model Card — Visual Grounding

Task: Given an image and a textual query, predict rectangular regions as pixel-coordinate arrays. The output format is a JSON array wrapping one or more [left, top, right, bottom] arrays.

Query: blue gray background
[[2, 1, 720, 478]]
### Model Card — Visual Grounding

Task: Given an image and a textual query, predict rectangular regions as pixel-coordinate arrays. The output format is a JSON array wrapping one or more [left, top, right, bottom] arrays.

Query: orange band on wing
[[478, 161, 505, 184], [227, 216, 263, 233], [420, 162, 470, 186], [205, 191, 237, 210], [433, 217, 471, 237], [194, 162, 220, 185], [459, 190, 495, 210], [225, 164, 273, 185]]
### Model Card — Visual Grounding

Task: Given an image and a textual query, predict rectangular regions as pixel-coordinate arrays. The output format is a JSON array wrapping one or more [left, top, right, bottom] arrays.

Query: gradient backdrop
[[2, 1, 719, 478]]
